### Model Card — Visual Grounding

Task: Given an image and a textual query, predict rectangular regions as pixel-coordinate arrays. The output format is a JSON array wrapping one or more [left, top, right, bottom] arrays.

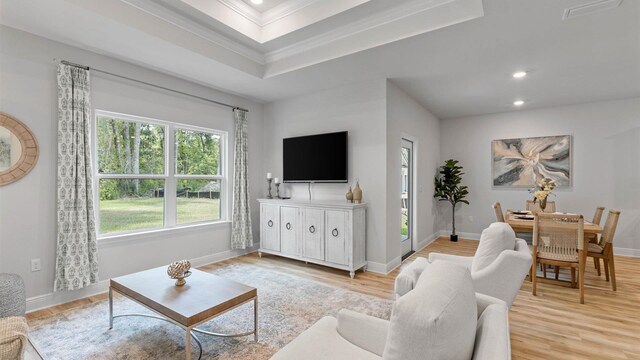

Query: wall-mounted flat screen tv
[[283, 131, 348, 183]]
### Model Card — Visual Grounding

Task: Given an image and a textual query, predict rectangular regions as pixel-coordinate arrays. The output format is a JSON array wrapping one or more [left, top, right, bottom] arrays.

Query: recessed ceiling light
[[512, 71, 527, 79], [251, 0, 263, 4], [513, 100, 525, 106]]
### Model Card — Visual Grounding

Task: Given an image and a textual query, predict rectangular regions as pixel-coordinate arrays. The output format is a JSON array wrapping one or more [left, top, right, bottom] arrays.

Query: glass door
[[401, 139, 413, 258]]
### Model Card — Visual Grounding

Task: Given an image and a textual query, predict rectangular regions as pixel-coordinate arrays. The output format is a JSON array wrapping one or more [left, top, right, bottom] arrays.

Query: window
[[95, 111, 226, 236]]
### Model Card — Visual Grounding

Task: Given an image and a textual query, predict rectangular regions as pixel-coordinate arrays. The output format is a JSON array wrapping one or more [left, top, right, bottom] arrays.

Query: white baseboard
[[26, 247, 258, 313], [367, 256, 401, 275], [189, 245, 259, 268], [614, 247, 640, 257], [438, 230, 481, 240], [415, 232, 440, 251], [367, 232, 440, 275], [365, 261, 388, 274], [26, 280, 111, 314]]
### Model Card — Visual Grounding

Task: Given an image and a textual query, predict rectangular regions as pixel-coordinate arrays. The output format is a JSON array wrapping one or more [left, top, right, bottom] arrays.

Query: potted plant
[[434, 159, 469, 242]]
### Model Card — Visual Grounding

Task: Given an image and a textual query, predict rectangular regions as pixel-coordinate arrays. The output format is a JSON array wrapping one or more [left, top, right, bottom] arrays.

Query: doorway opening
[[401, 138, 414, 259]]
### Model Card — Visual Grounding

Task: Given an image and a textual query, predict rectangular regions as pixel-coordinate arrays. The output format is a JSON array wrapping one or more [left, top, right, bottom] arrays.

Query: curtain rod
[[57, 59, 249, 113]]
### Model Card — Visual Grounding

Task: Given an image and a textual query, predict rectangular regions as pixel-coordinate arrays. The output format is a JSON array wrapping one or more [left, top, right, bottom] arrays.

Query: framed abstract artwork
[[492, 135, 571, 187]]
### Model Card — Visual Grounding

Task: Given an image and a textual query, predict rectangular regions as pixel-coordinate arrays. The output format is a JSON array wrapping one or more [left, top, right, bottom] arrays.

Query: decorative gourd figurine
[[167, 260, 192, 286], [346, 186, 353, 203], [353, 181, 363, 204]]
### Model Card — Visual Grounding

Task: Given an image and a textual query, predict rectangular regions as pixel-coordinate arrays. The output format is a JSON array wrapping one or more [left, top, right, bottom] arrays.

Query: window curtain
[[54, 64, 99, 291], [231, 109, 253, 249]]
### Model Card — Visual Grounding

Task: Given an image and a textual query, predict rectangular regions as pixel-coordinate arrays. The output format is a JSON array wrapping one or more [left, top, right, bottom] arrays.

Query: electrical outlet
[[31, 258, 41, 272], [469, 216, 474, 222]]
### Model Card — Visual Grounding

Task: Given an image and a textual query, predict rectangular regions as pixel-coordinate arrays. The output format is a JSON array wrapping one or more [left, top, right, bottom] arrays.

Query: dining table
[[505, 210, 602, 236]]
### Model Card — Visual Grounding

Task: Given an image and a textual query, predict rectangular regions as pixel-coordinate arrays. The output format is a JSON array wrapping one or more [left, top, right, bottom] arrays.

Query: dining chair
[[526, 200, 556, 213], [591, 206, 605, 226], [588, 210, 620, 291], [492, 202, 505, 222], [532, 213, 586, 304], [589, 206, 605, 271]]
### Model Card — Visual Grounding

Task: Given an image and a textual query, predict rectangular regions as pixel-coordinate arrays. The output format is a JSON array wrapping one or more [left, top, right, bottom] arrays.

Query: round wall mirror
[[0, 113, 39, 186]]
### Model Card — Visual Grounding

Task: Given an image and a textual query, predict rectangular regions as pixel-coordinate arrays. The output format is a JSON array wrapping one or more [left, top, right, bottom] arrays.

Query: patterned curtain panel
[[54, 64, 99, 291], [231, 109, 253, 249]]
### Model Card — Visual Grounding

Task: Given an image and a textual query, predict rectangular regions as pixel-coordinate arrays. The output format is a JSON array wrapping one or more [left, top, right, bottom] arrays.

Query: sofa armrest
[[428, 253, 473, 268], [0, 274, 26, 317], [514, 239, 529, 252], [0, 316, 29, 360], [473, 304, 511, 360], [475, 293, 507, 316], [337, 309, 389, 357], [472, 249, 532, 307]]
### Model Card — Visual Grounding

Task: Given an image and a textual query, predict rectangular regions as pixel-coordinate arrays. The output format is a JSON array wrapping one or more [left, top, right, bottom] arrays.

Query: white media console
[[258, 199, 367, 278]]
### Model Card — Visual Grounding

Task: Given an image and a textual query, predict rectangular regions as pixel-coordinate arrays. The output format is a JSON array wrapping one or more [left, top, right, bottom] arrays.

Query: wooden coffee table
[[109, 267, 258, 360]]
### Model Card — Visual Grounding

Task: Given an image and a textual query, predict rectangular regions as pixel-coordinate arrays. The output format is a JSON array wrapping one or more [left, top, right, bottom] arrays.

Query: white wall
[[439, 98, 640, 254], [262, 79, 443, 271], [0, 26, 264, 309], [262, 79, 389, 266], [386, 81, 440, 265]]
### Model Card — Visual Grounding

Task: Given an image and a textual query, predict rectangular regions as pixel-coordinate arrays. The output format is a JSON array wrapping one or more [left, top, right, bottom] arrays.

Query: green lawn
[[401, 210, 409, 239], [99, 197, 220, 234]]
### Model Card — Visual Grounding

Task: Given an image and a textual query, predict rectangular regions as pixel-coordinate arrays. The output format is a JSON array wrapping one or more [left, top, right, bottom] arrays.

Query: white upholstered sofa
[[271, 261, 511, 360], [395, 222, 532, 308]]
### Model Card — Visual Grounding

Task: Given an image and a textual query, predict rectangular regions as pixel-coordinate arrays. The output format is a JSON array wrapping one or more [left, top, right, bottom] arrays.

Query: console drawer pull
[[267, 220, 273, 227], [309, 225, 316, 234], [286, 222, 292, 230], [332, 228, 339, 237]]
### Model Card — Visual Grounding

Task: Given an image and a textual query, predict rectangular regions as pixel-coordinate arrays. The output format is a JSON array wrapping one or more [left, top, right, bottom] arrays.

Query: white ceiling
[[240, 0, 290, 12], [1, 0, 638, 119]]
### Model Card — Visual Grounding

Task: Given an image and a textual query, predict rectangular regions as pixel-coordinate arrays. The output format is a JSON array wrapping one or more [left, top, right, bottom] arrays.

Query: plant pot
[[450, 234, 458, 242]]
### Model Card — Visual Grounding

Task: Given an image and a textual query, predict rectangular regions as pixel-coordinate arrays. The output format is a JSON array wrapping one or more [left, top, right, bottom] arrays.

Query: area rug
[[29, 263, 393, 359]]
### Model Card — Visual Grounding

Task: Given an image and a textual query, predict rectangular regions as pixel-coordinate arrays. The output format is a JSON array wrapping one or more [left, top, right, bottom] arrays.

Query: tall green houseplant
[[434, 159, 469, 242]]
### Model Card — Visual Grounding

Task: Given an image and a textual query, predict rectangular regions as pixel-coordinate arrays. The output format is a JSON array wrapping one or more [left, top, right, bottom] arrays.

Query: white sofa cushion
[[383, 261, 477, 360], [471, 222, 516, 273], [271, 316, 380, 360]]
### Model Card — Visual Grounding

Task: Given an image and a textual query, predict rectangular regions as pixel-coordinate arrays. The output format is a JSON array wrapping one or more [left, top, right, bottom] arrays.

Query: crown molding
[[217, 0, 262, 26], [217, 0, 323, 27], [120, 0, 483, 78], [123, 0, 265, 64], [265, 0, 456, 63], [261, 0, 321, 25]]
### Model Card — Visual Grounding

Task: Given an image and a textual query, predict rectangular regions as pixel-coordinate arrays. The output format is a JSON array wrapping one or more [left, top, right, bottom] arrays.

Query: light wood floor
[[27, 237, 640, 359]]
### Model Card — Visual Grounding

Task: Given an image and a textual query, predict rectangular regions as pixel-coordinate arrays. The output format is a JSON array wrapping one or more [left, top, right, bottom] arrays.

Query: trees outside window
[[96, 112, 225, 236]]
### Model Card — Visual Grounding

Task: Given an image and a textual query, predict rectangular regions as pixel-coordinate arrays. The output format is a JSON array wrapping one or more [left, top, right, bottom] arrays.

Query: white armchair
[[395, 222, 532, 308], [272, 261, 511, 360]]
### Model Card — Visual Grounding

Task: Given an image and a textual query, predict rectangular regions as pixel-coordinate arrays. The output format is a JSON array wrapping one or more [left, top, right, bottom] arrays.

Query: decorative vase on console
[[353, 182, 363, 204], [346, 186, 353, 203]]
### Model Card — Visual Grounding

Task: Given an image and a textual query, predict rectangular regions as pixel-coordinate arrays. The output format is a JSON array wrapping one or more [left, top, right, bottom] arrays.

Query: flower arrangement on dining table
[[529, 178, 556, 210]]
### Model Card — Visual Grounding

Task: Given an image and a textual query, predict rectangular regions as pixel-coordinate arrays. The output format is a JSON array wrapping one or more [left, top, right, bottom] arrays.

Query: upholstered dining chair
[[588, 210, 620, 291], [492, 202, 505, 222], [532, 213, 586, 304], [526, 200, 556, 213]]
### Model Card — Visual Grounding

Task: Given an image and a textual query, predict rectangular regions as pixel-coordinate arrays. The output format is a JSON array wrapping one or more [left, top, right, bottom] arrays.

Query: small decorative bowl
[[167, 260, 192, 286], [172, 271, 191, 286]]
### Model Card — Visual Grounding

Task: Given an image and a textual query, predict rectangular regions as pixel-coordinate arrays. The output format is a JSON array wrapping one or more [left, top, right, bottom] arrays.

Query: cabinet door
[[261, 204, 280, 252], [302, 208, 325, 261], [280, 206, 299, 256], [325, 210, 348, 265]]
